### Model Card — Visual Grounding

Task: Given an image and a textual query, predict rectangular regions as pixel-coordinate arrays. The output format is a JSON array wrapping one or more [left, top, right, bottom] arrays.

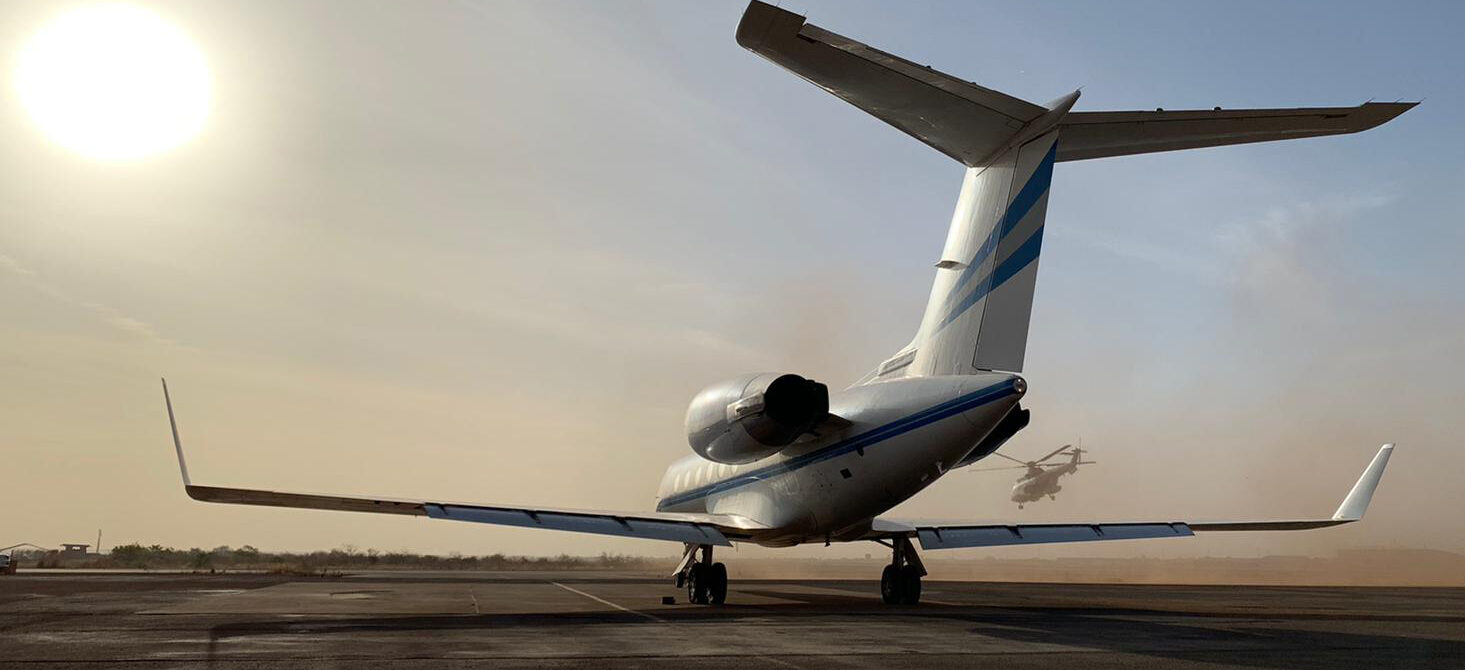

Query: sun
[[15, 4, 211, 161]]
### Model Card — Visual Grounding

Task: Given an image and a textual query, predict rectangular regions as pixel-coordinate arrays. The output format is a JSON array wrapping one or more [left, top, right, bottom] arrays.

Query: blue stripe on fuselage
[[655, 378, 1018, 510]]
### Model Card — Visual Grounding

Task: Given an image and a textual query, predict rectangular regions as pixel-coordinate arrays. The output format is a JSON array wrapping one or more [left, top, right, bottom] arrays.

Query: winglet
[[1331, 443, 1394, 521], [161, 378, 192, 487]]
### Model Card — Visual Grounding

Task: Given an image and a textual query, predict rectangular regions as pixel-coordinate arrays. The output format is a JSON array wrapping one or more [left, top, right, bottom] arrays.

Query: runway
[[2, 570, 1462, 668]]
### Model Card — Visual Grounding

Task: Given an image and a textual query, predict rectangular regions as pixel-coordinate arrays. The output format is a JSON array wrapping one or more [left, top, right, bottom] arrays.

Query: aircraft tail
[[737, 1, 1415, 377]]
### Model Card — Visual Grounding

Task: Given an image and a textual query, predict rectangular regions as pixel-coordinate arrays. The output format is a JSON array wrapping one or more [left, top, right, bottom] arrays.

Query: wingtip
[[736, 0, 796, 50], [1330, 443, 1395, 522], [161, 378, 191, 487], [1356, 101, 1419, 129]]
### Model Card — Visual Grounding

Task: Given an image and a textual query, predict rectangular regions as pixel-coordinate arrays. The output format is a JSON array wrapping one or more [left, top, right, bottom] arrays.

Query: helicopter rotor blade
[[969, 464, 1034, 472], [1033, 444, 1073, 465], [991, 451, 1028, 465]]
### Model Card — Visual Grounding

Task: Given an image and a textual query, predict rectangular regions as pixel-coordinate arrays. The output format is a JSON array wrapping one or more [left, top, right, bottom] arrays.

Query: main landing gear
[[877, 536, 925, 605], [674, 544, 727, 605]]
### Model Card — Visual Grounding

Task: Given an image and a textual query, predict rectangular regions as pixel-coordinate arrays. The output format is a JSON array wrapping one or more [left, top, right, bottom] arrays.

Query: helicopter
[[971, 445, 1095, 508]]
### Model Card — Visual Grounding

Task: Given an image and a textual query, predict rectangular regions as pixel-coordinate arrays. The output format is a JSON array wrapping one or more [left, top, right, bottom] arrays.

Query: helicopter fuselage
[[1012, 462, 1078, 504]]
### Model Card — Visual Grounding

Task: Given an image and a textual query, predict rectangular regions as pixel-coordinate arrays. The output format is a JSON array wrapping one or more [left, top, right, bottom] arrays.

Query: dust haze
[[2, 1, 1462, 570]]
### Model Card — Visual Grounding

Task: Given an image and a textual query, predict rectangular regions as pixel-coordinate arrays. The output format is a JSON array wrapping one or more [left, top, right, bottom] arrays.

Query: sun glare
[[15, 4, 211, 161]]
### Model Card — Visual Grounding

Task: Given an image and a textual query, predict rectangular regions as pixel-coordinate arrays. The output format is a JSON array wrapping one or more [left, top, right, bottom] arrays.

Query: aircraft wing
[[161, 380, 754, 546], [874, 444, 1393, 551]]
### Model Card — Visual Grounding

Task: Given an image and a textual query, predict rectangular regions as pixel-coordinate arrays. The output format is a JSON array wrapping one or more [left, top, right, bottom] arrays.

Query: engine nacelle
[[685, 373, 829, 464]]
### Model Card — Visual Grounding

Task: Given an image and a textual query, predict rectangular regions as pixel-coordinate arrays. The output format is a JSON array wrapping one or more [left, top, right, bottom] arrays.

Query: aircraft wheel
[[708, 562, 728, 605], [880, 565, 900, 604], [687, 563, 709, 604], [897, 565, 922, 605]]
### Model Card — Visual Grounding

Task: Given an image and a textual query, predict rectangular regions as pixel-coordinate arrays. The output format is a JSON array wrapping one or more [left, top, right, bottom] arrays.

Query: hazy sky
[[3, 0, 1462, 560]]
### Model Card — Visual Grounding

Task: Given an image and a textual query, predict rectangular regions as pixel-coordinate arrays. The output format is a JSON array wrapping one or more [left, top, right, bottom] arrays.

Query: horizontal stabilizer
[[737, 0, 1047, 168], [737, 2, 1415, 168], [1056, 103, 1416, 162]]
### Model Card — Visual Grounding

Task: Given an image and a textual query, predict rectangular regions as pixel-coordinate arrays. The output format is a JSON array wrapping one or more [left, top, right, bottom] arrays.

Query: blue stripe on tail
[[937, 141, 1057, 330]]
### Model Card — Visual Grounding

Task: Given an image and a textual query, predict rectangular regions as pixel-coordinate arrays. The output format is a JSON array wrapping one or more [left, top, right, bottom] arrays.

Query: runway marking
[[756, 654, 805, 668], [551, 582, 665, 623]]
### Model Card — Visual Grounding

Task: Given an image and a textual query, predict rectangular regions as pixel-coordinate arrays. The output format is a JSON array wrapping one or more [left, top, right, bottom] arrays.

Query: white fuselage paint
[[656, 373, 1023, 547]]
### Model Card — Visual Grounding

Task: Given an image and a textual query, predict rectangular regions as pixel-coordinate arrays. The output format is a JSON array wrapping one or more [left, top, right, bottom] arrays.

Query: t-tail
[[737, 1, 1414, 380]]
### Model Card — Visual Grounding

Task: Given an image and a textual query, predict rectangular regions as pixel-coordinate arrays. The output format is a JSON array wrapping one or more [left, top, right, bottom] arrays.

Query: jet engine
[[685, 373, 829, 464]]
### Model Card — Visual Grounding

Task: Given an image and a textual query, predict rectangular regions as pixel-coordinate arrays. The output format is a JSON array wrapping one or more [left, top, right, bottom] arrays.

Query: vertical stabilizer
[[910, 130, 1059, 375], [736, 0, 1065, 376], [736, 0, 1415, 381]]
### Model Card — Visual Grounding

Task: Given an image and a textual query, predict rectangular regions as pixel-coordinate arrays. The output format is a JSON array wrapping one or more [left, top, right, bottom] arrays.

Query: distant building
[[60, 544, 91, 559]]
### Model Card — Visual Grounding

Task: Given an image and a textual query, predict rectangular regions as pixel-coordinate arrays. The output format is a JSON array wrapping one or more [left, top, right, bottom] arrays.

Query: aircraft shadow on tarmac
[[203, 585, 1465, 669]]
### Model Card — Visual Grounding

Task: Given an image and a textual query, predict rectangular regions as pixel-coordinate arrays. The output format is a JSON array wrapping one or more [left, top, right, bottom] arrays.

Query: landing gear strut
[[878, 536, 925, 605], [673, 544, 727, 605]]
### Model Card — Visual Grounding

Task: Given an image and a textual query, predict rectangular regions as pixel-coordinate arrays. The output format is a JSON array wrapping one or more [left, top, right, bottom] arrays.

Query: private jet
[[162, 1, 1407, 605]]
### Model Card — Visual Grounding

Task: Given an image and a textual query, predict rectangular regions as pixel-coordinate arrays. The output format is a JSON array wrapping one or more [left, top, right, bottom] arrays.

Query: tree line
[[14, 544, 668, 572]]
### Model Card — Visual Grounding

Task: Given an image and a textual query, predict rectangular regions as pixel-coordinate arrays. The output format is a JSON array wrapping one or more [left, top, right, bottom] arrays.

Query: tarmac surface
[[2, 570, 1463, 668]]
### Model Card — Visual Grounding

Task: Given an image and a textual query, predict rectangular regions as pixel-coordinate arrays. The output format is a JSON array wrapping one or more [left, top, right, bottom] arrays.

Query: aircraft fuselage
[[656, 373, 1024, 547], [1012, 463, 1076, 503]]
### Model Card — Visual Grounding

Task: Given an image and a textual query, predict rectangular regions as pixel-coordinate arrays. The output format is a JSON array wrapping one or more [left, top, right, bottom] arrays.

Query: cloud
[[0, 254, 37, 276], [1053, 226, 1231, 286], [1, 253, 176, 346], [1054, 191, 1397, 304], [1215, 192, 1396, 303]]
